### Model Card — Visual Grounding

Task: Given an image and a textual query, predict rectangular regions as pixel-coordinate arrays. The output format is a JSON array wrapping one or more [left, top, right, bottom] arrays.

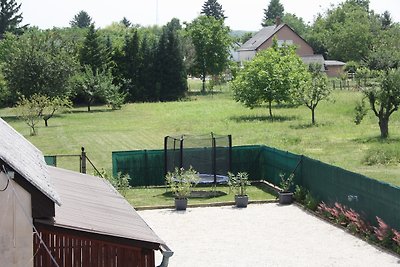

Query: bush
[[293, 185, 307, 204], [304, 191, 319, 211], [363, 145, 400, 165], [96, 169, 131, 196]]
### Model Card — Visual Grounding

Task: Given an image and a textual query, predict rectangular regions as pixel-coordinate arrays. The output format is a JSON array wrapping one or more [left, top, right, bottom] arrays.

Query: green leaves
[[232, 42, 309, 117], [185, 15, 232, 92]]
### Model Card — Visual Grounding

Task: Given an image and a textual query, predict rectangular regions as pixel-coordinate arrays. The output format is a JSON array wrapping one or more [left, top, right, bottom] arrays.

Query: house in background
[[325, 60, 346, 77], [0, 118, 172, 267], [237, 18, 345, 77]]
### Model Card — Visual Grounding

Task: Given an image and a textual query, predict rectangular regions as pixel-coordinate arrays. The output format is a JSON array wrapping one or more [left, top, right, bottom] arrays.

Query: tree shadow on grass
[[230, 114, 297, 123], [1, 115, 20, 123], [289, 121, 332, 130], [69, 108, 115, 114], [353, 136, 400, 144], [187, 90, 223, 97]]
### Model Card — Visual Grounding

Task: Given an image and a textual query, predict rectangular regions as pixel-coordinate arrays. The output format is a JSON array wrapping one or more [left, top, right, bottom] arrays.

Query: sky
[[20, 0, 399, 31]]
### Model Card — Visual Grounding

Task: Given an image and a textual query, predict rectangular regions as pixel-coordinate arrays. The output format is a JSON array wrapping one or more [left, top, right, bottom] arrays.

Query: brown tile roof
[[238, 24, 285, 51], [43, 166, 165, 246], [0, 118, 61, 205]]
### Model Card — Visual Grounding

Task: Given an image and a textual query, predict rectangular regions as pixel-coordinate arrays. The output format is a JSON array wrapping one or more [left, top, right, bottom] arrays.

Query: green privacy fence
[[301, 156, 400, 230], [112, 149, 165, 187], [112, 145, 400, 229]]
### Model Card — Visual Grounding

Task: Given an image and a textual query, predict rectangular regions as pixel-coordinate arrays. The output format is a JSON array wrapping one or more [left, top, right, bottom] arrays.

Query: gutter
[[157, 244, 174, 267]]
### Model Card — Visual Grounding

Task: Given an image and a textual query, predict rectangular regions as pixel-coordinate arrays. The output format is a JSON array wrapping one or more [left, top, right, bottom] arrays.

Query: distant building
[[236, 18, 345, 77]]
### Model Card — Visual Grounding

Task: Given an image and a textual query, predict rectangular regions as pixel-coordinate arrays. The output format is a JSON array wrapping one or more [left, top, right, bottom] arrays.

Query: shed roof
[[0, 118, 61, 205], [238, 24, 285, 51], [325, 60, 346, 66], [43, 166, 165, 247]]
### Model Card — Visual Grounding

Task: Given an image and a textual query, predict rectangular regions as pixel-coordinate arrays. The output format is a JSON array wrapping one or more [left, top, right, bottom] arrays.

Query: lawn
[[124, 184, 276, 208], [2, 79, 400, 186]]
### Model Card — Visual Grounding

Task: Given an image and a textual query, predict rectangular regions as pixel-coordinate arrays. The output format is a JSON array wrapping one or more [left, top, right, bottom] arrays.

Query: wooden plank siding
[[33, 227, 155, 267]]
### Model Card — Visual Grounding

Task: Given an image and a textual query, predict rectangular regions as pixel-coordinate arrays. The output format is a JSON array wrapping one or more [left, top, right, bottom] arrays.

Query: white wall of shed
[[0, 172, 33, 267]]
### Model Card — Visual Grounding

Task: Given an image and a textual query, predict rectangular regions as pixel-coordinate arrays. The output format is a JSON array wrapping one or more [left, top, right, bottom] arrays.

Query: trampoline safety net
[[164, 133, 232, 184]]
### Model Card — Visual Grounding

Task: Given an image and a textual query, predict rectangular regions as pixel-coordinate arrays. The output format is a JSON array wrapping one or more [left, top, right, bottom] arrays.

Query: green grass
[[2, 81, 400, 186], [124, 184, 276, 208]]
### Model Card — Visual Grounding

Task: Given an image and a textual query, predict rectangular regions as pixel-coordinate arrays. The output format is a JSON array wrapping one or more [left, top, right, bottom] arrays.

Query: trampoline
[[164, 133, 232, 185]]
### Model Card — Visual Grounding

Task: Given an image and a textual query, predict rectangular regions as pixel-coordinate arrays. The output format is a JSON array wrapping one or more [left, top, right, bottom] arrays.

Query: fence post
[[81, 147, 87, 174]]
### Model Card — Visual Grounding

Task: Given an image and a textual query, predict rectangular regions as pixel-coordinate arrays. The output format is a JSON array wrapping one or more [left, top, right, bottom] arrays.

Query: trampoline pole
[[164, 136, 168, 176], [212, 135, 216, 185], [228, 135, 232, 173], [180, 136, 183, 169]]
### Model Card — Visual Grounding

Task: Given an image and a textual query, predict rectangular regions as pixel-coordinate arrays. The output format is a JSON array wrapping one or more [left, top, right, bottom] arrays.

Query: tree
[[367, 26, 400, 70], [262, 0, 284, 27], [186, 15, 231, 93], [120, 17, 131, 27], [15, 94, 71, 134], [70, 10, 92, 28], [156, 19, 187, 101], [72, 66, 123, 112], [0, 0, 27, 38], [201, 0, 226, 20], [15, 95, 42, 136], [232, 40, 309, 118], [114, 30, 140, 101], [305, 0, 380, 62], [80, 24, 109, 74], [282, 13, 308, 37], [3, 29, 79, 100], [41, 96, 72, 127], [362, 69, 400, 138], [380, 11, 393, 30], [296, 64, 331, 125]]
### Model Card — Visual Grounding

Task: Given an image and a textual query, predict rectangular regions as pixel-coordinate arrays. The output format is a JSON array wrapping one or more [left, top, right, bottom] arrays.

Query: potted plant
[[228, 172, 251, 208], [165, 167, 200, 210], [278, 173, 295, 205]]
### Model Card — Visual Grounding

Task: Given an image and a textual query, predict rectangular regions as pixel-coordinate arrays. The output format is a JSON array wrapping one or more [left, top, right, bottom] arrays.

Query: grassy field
[[125, 184, 276, 208], [2, 79, 400, 186]]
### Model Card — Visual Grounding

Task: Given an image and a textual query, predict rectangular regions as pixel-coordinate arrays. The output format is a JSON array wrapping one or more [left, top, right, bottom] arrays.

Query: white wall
[[238, 50, 256, 64], [0, 172, 33, 267]]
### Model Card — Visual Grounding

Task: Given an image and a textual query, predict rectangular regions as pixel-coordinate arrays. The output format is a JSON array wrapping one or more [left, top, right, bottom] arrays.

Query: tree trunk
[[311, 108, 315, 125], [44, 118, 49, 127], [201, 72, 206, 94], [379, 117, 389, 138], [87, 104, 91, 112], [268, 101, 273, 119]]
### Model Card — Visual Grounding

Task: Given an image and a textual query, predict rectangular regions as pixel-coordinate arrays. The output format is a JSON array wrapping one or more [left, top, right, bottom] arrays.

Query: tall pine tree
[[201, 0, 226, 20], [138, 36, 157, 101], [79, 24, 107, 74], [0, 0, 27, 38], [114, 30, 140, 101], [156, 19, 187, 101], [262, 0, 284, 27], [70, 10, 92, 28]]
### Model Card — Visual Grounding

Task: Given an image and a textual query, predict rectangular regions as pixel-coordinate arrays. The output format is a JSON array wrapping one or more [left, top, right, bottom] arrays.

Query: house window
[[277, 40, 293, 47]]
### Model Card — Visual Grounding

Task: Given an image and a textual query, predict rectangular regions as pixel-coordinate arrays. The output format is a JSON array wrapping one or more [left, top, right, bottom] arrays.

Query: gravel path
[[139, 204, 400, 267]]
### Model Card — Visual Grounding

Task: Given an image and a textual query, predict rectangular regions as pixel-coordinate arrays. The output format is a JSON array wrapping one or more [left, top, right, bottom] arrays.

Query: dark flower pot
[[175, 198, 188, 210], [235, 195, 249, 208], [279, 192, 293, 205]]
